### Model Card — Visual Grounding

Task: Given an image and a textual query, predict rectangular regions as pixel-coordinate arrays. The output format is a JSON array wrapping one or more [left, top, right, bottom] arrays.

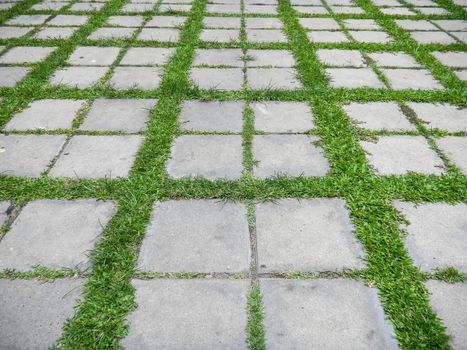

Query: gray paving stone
[[368, 52, 420, 68], [360, 136, 444, 175], [5, 99, 85, 131], [395, 201, 467, 272], [190, 67, 243, 90], [343, 18, 381, 30], [395, 19, 438, 31], [253, 135, 328, 177], [307, 30, 349, 43], [244, 4, 277, 13], [247, 29, 287, 43], [326, 68, 384, 88], [34, 27, 78, 39], [0, 3, 14, 10], [246, 49, 295, 67], [408, 102, 467, 132], [343, 102, 416, 131], [179, 100, 244, 132], [247, 68, 302, 90], [299, 17, 340, 30], [0, 46, 55, 64], [138, 28, 180, 41], [0, 199, 116, 270], [381, 69, 443, 90], [200, 28, 239, 42], [159, 3, 192, 11], [146, 15, 187, 27], [381, 7, 416, 15], [50, 66, 109, 88], [107, 15, 144, 27], [80, 98, 156, 132], [257, 199, 364, 272], [436, 136, 467, 175], [432, 19, 467, 31], [69, 1, 104, 10], [330, 5, 364, 13], [0, 279, 83, 350], [203, 16, 241, 28], [410, 31, 456, 44], [167, 135, 243, 179], [67, 46, 120, 66], [454, 70, 467, 81], [47, 14, 88, 26], [452, 31, 467, 43], [317, 49, 365, 67], [432, 51, 467, 68], [121, 3, 153, 12], [120, 47, 175, 65], [0, 26, 33, 39], [417, 6, 449, 14], [31, 1, 68, 10], [109, 66, 163, 89], [425, 281, 467, 350], [252, 101, 314, 132], [138, 200, 250, 273], [88, 27, 136, 39], [50, 135, 142, 178], [6, 14, 50, 25], [0, 66, 31, 87], [123, 279, 249, 349], [294, 5, 329, 14], [245, 17, 282, 29], [206, 3, 241, 13], [0, 134, 66, 177], [0, 201, 10, 226], [193, 48, 243, 67], [261, 279, 399, 350], [350, 30, 392, 43]]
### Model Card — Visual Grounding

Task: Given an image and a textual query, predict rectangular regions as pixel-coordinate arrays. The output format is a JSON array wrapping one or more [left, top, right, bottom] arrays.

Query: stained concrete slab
[[5, 99, 85, 131], [395, 201, 467, 272], [252, 135, 329, 177], [252, 101, 314, 132], [109, 66, 163, 89], [436, 136, 467, 175], [425, 281, 467, 350], [247, 68, 302, 90], [261, 279, 399, 350], [34, 27, 78, 39], [50, 135, 143, 178], [360, 136, 444, 175], [122, 279, 249, 349], [246, 29, 287, 43], [137, 200, 250, 272], [408, 102, 467, 132], [256, 199, 364, 272], [69, 2, 104, 11], [326, 68, 385, 88], [0, 134, 66, 177], [381, 69, 443, 90], [50, 66, 109, 88], [67, 46, 120, 66], [88, 27, 136, 39], [119, 47, 175, 65], [80, 98, 156, 132], [0, 279, 83, 350], [190, 67, 243, 90], [246, 49, 295, 67], [146, 15, 188, 27], [179, 100, 244, 132], [0, 199, 116, 270], [167, 135, 243, 179]]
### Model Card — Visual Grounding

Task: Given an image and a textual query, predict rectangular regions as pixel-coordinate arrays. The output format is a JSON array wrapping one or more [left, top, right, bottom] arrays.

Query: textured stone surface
[[246, 49, 295, 67], [0, 67, 30, 87], [67, 46, 120, 66], [203, 16, 241, 28], [123, 279, 249, 349], [0, 134, 66, 177], [137, 200, 250, 272], [190, 68, 243, 90], [408, 102, 467, 132], [350, 31, 392, 43], [436, 137, 467, 175], [0, 201, 10, 226], [253, 135, 329, 177], [307, 30, 348, 43], [50, 66, 109, 88], [360, 136, 444, 175], [167, 135, 243, 179], [0, 279, 83, 350], [179, 100, 244, 132], [34, 27, 78, 39], [395, 201, 467, 272], [246, 17, 282, 29], [317, 49, 365, 67], [381, 69, 443, 90], [410, 31, 456, 44], [0, 46, 56, 64], [80, 99, 156, 132], [252, 101, 314, 132], [425, 281, 467, 350], [299, 17, 340, 30], [47, 14, 88, 26], [88, 27, 136, 39], [261, 279, 399, 350], [120, 47, 175, 65], [200, 28, 239, 42], [5, 99, 85, 131], [326, 68, 384, 88], [138, 28, 180, 41], [256, 199, 364, 272], [367, 52, 420, 68], [247, 68, 302, 90], [146, 15, 187, 27], [247, 29, 287, 42], [193, 48, 243, 67], [0, 199, 116, 270], [50, 135, 143, 178], [343, 102, 415, 131], [0, 26, 33, 39], [432, 51, 467, 68], [107, 15, 144, 27], [6, 14, 50, 25], [109, 67, 163, 89]]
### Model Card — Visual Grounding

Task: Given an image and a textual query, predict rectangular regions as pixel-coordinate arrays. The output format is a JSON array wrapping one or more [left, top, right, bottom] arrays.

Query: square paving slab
[[432, 51, 467, 68], [326, 68, 385, 88], [190, 67, 243, 90], [0, 199, 116, 271], [436, 136, 467, 175], [0, 134, 66, 177], [425, 281, 467, 350], [381, 69, 443, 90], [193, 48, 243, 67], [246, 49, 295, 67], [0, 46, 56, 64], [252, 101, 314, 132], [408, 102, 467, 132], [50, 66, 109, 88], [256, 199, 364, 272], [0, 279, 83, 350], [179, 100, 244, 132], [67, 46, 120, 66], [123, 279, 249, 349], [47, 14, 88, 26], [109, 67, 163, 89], [247, 68, 302, 90], [167, 135, 243, 179], [395, 201, 467, 272], [0, 67, 31, 87], [137, 200, 250, 273], [360, 136, 444, 175], [261, 279, 399, 350], [0, 201, 10, 226], [50, 135, 143, 178], [253, 135, 329, 178]]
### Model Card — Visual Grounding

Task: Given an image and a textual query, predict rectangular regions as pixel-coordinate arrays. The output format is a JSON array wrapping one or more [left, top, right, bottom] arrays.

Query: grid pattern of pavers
[[0, 0, 466, 348]]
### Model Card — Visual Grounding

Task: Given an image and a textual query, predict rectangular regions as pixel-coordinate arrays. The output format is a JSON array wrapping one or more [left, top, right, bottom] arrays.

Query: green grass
[[0, 0, 466, 348]]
